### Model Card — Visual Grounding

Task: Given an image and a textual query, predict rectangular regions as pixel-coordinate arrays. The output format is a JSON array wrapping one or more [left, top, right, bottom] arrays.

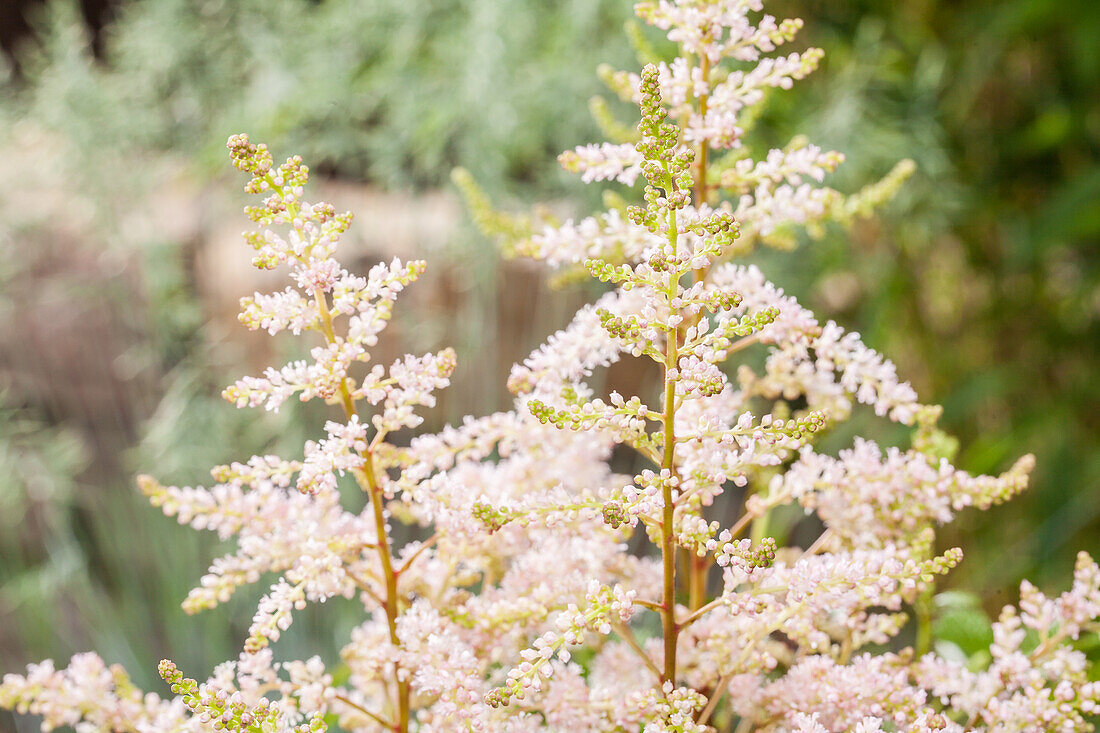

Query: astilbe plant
[[3, 1, 1100, 732]]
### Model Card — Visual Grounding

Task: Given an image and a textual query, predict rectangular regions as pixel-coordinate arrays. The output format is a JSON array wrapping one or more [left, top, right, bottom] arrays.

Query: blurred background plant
[[0, 0, 1097, 728]]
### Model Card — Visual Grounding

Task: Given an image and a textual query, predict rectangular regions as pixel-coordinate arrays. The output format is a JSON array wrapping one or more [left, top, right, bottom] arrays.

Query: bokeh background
[[0, 0, 1097, 729]]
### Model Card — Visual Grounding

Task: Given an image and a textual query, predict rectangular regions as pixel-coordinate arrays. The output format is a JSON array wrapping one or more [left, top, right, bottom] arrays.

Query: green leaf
[[933, 591, 994, 660]]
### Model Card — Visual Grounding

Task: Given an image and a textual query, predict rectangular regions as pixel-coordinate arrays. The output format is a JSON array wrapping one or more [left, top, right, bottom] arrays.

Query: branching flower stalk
[[3, 2, 1100, 733], [262, 154, 411, 730], [235, 138, 416, 730]]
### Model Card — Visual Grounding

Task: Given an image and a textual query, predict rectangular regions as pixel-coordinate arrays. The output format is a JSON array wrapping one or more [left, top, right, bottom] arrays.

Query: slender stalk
[[749, 510, 770, 545], [689, 553, 708, 610], [334, 694, 395, 729], [915, 584, 934, 657], [678, 596, 723, 630], [353, 443, 409, 733], [634, 598, 665, 613], [313, 285, 410, 732], [913, 520, 936, 658], [660, 168, 681, 686], [800, 528, 833, 559], [685, 54, 713, 617], [396, 533, 439, 576], [660, 53, 716, 686], [725, 510, 755, 541], [345, 568, 386, 607], [613, 620, 664, 681], [838, 631, 854, 665], [725, 332, 763, 357], [698, 667, 735, 724], [679, 584, 789, 631]]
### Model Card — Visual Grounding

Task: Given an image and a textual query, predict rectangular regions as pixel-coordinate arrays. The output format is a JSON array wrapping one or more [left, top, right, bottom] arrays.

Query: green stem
[[685, 53, 714, 617], [749, 510, 770, 545], [660, 168, 681, 686], [915, 582, 934, 657], [313, 285, 410, 733]]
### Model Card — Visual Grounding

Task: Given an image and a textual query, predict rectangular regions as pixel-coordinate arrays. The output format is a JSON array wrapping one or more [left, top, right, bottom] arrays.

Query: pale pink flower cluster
[[762, 438, 1036, 547], [635, 0, 805, 65], [559, 142, 644, 186], [719, 554, 1100, 731], [521, 208, 661, 267], [737, 314, 924, 425], [0, 653, 187, 732], [914, 552, 1100, 730], [224, 257, 426, 413], [4, 2, 1099, 733]]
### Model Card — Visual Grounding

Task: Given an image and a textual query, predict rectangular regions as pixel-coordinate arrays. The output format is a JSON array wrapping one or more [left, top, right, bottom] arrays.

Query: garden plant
[[2, 0, 1098, 731]]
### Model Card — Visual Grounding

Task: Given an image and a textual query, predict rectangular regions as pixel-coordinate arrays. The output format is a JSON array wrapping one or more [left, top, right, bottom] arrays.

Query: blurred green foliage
[[0, 0, 1097, 728], [9, 0, 633, 195]]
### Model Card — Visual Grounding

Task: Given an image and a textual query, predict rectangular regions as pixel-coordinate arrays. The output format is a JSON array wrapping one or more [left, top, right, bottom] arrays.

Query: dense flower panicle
[[139, 465, 376, 618], [0, 654, 186, 732], [238, 286, 318, 336], [507, 288, 647, 398], [4, 3, 1100, 733], [713, 553, 1100, 731], [739, 317, 924, 425], [635, 0, 805, 64], [403, 409, 623, 530], [738, 654, 966, 733], [296, 415, 369, 494], [223, 258, 431, 413], [359, 348, 458, 433], [446, 0, 1098, 728], [669, 542, 961, 690], [763, 439, 1036, 547], [724, 143, 845, 192], [913, 552, 1100, 731]]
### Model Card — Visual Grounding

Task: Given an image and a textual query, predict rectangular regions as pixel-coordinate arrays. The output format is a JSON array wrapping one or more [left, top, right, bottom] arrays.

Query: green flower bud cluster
[[472, 501, 513, 534], [584, 258, 636, 285], [527, 396, 652, 444], [596, 307, 662, 359], [773, 410, 828, 441], [629, 64, 695, 233], [597, 307, 646, 341], [601, 500, 628, 529], [159, 660, 325, 733], [745, 537, 778, 570], [725, 306, 781, 338], [704, 289, 744, 313]]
